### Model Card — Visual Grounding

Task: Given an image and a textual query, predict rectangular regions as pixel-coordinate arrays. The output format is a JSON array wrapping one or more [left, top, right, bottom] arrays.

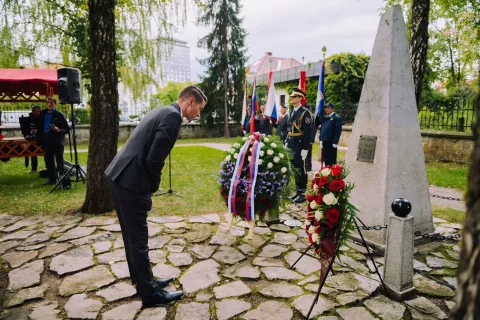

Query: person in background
[[255, 104, 272, 135], [303, 104, 315, 171], [242, 107, 251, 135], [319, 102, 342, 165], [275, 104, 289, 143], [38, 97, 70, 185], [20, 105, 42, 173]]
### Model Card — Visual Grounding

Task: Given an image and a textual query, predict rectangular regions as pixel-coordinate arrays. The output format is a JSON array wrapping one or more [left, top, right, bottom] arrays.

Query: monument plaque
[[357, 135, 377, 163]]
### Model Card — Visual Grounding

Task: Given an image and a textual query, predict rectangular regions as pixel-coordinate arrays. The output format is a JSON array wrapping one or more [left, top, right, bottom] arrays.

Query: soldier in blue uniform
[[286, 88, 312, 203], [318, 102, 342, 165]]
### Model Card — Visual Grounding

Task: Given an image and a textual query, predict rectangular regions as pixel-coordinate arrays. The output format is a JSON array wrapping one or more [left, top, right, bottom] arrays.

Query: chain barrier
[[414, 231, 461, 242], [357, 225, 388, 231], [431, 194, 463, 201]]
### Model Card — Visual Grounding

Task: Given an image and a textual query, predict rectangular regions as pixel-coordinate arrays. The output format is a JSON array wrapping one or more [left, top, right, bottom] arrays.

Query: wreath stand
[[289, 217, 390, 319]]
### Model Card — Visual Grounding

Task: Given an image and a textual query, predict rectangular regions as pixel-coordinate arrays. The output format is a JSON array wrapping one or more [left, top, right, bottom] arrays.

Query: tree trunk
[[410, 0, 430, 110], [450, 94, 480, 319], [222, 15, 229, 138], [81, 0, 119, 214]]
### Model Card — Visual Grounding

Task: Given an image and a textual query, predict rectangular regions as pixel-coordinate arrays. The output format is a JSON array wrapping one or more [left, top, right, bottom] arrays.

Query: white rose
[[233, 153, 239, 159], [230, 148, 236, 154], [273, 156, 280, 163], [248, 156, 252, 162], [308, 226, 315, 234], [310, 201, 318, 210], [267, 162, 273, 169], [267, 149, 274, 156], [242, 136, 248, 141], [313, 184, 319, 192], [225, 155, 231, 162], [323, 193, 338, 205], [305, 220, 311, 226], [234, 143, 241, 148], [320, 168, 331, 176], [279, 153, 284, 159], [281, 167, 287, 173], [271, 142, 277, 148], [257, 159, 263, 165], [315, 210, 324, 220], [264, 137, 270, 143], [259, 150, 265, 157], [311, 232, 320, 244]]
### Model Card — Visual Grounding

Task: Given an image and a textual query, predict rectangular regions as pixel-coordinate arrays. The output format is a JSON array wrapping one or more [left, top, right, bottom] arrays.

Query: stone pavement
[[0, 208, 461, 319]]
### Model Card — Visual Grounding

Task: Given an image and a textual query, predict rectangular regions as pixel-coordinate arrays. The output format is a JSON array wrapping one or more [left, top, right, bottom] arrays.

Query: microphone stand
[[154, 118, 191, 198]]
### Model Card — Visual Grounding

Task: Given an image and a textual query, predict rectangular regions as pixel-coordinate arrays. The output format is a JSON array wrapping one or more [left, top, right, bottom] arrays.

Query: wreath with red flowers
[[304, 164, 357, 257]]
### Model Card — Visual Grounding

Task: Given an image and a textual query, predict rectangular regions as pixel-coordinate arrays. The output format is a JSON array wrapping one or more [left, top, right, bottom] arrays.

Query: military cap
[[280, 104, 288, 109], [290, 88, 306, 98], [325, 102, 335, 108]]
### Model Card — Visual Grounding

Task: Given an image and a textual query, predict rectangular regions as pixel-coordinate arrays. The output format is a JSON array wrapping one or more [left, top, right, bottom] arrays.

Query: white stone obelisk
[[345, 5, 434, 246]]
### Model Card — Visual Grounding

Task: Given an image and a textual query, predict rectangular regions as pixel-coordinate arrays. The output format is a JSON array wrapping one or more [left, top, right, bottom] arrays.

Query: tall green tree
[[410, 0, 430, 108], [197, 0, 248, 136]]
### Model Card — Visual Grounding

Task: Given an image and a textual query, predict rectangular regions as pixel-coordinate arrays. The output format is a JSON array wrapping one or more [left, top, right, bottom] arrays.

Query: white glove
[[333, 144, 338, 148], [243, 130, 247, 135], [300, 149, 308, 160], [319, 141, 323, 148]]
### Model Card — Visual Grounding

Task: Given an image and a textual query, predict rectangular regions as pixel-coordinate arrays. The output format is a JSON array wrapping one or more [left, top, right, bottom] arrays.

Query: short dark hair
[[32, 105, 41, 111], [46, 96, 56, 104], [179, 85, 207, 103]]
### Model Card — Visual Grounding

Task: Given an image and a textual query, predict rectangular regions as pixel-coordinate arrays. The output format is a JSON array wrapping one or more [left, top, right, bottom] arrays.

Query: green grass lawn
[[0, 141, 469, 218]]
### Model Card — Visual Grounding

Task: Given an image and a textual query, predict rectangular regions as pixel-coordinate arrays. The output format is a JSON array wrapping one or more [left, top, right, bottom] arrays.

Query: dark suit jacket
[[276, 114, 289, 143], [106, 103, 182, 194], [37, 109, 69, 146], [319, 113, 342, 144]]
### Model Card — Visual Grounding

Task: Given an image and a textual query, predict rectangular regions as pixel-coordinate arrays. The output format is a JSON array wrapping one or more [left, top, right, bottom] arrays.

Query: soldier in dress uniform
[[318, 102, 342, 165], [286, 88, 312, 203]]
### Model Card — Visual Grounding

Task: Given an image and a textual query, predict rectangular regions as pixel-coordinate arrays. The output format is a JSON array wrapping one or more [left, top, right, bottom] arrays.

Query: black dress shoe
[[289, 194, 299, 201], [153, 277, 174, 290], [293, 195, 306, 203], [142, 289, 184, 308]]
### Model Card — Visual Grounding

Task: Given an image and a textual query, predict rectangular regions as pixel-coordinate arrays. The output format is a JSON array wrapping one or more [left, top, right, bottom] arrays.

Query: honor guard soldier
[[286, 88, 312, 203], [318, 102, 342, 165]]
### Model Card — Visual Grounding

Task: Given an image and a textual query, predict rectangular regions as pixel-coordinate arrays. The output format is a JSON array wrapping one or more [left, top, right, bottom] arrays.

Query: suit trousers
[[322, 141, 337, 166], [291, 147, 307, 195], [108, 178, 155, 298], [44, 143, 64, 182]]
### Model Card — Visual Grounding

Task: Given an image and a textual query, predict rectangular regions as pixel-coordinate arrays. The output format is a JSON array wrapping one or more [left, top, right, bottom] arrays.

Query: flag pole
[[318, 46, 327, 166]]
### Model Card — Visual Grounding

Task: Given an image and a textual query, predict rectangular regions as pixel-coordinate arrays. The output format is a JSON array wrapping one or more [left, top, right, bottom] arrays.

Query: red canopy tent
[[0, 68, 58, 103]]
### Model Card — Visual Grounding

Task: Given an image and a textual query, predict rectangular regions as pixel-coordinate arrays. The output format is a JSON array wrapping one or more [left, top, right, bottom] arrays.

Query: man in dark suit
[[37, 97, 70, 185], [106, 85, 207, 308], [276, 104, 289, 143], [286, 88, 312, 203], [255, 104, 272, 135], [319, 102, 342, 165]]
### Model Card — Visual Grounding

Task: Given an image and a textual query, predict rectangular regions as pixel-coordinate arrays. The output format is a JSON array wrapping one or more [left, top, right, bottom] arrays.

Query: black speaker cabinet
[[57, 67, 82, 104]]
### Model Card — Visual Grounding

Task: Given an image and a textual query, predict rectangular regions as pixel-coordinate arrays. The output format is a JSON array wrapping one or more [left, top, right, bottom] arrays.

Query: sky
[[175, 0, 386, 81]]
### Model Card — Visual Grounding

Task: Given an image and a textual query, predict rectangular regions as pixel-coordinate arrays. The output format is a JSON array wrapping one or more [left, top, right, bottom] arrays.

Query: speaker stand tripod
[[50, 103, 86, 193], [154, 153, 182, 198]]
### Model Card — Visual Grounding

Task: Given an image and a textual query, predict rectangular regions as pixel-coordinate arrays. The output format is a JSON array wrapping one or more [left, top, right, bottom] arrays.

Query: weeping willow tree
[[0, 0, 191, 213]]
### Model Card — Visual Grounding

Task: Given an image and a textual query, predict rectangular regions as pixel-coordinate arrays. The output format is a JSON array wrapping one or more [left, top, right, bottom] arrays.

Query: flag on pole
[[250, 80, 258, 133], [315, 60, 326, 118], [299, 70, 307, 106], [265, 74, 277, 122], [241, 80, 248, 131]]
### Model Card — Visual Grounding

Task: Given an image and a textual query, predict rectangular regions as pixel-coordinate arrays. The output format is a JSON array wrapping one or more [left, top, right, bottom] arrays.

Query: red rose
[[314, 194, 323, 205], [331, 165, 343, 176], [329, 179, 345, 192], [311, 178, 319, 188], [326, 208, 340, 224], [317, 176, 329, 188], [306, 194, 315, 202]]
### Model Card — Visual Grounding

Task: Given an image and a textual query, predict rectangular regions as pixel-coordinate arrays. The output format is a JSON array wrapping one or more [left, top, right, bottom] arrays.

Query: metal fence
[[418, 98, 476, 132]]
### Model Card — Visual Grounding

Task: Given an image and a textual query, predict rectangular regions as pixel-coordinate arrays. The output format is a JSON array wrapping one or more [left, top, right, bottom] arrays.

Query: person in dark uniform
[[276, 104, 289, 143], [303, 104, 315, 171], [286, 88, 312, 203], [255, 105, 272, 135], [319, 102, 342, 165], [20, 105, 42, 173], [106, 85, 207, 308], [38, 97, 70, 185]]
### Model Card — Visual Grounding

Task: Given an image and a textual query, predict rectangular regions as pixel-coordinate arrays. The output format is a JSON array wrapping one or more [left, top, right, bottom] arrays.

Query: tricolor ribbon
[[228, 133, 264, 221]]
